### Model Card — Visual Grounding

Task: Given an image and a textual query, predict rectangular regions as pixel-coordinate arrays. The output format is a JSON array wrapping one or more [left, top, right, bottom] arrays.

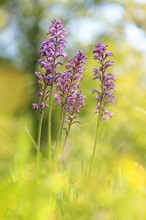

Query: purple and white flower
[[55, 50, 87, 123], [93, 42, 116, 121], [32, 19, 67, 112]]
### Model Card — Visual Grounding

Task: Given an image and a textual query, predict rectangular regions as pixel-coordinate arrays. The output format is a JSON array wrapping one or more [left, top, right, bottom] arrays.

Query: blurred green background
[[1, 0, 146, 219]]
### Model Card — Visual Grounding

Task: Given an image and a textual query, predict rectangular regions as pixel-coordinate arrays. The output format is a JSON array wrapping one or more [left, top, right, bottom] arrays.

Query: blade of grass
[[25, 126, 38, 150]]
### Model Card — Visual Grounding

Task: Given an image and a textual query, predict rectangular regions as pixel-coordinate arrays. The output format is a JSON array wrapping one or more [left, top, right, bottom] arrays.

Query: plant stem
[[85, 113, 101, 185], [92, 112, 101, 160], [48, 85, 53, 162], [55, 109, 64, 151], [59, 111, 67, 150], [59, 119, 72, 172], [63, 120, 72, 150], [36, 111, 44, 172], [54, 110, 66, 164], [85, 62, 106, 184], [37, 111, 44, 151], [85, 81, 104, 184], [48, 44, 57, 162], [87, 116, 103, 183]]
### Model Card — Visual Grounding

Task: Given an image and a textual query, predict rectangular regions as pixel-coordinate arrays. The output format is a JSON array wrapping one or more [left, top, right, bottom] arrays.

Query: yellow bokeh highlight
[[119, 156, 146, 192]]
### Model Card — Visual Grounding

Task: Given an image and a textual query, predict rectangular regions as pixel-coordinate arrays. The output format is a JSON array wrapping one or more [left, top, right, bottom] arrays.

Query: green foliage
[[1, 42, 146, 219], [1, 0, 146, 219]]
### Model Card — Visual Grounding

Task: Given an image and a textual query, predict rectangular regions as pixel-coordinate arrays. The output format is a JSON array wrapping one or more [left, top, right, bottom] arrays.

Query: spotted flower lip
[[32, 19, 67, 112], [93, 42, 116, 121]]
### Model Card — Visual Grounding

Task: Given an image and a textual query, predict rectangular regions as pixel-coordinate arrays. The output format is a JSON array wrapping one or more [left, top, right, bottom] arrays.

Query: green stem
[[48, 85, 54, 161], [85, 87, 104, 184], [48, 43, 57, 162], [63, 120, 72, 150], [36, 111, 44, 172], [85, 59, 107, 185], [85, 113, 101, 185], [92, 112, 101, 159], [59, 119, 72, 172], [54, 110, 66, 163], [37, 111, 44, 151], [56, 109, 63, 145], [60, 111, 67, 149]]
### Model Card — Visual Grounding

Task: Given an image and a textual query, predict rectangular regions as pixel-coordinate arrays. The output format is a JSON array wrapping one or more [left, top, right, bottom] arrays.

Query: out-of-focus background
[[1, 0, 146, 219]]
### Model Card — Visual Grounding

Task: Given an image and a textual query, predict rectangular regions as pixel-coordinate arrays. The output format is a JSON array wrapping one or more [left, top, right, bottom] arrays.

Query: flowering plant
[[32, 19, 116, 179], [84, 42, 116, 184]]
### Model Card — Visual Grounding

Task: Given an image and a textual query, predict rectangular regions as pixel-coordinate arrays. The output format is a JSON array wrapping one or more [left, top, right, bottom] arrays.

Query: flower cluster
[[32, 19, 67, 112], [66, 90, 85, 120], [55, 50, 87, 123], [92, 42, 116, 121], [31, 18, 117, 171]]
